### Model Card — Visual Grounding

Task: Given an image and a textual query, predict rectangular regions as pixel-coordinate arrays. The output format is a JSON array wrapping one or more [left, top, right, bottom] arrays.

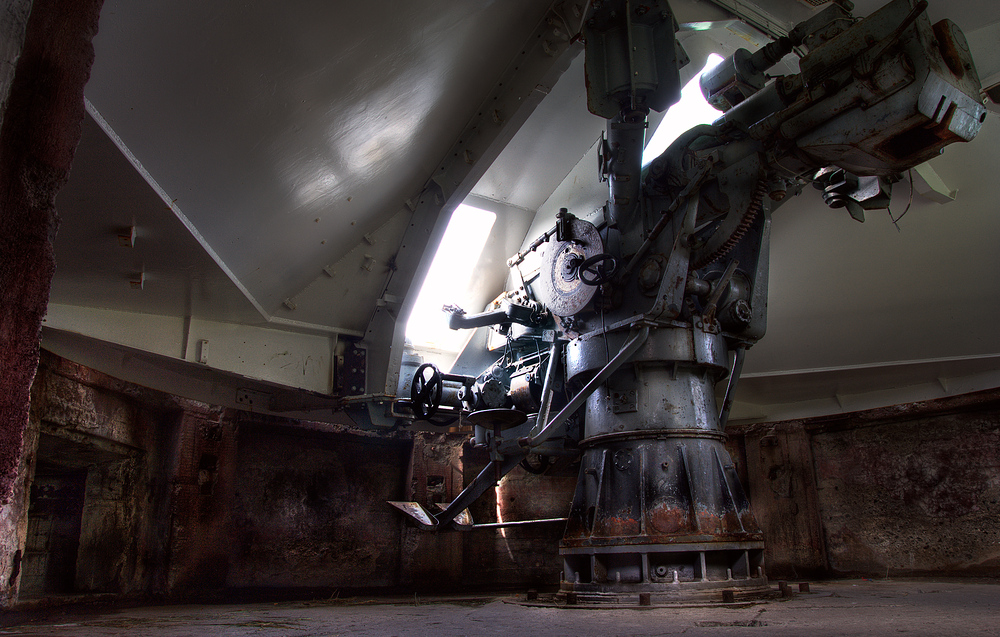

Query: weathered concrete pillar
[[0, 0, 104, 607]]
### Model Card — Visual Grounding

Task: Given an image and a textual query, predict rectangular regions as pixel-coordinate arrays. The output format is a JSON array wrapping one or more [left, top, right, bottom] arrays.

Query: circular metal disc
[[535, 219, 603, 316], [466, 408, 528, 429]]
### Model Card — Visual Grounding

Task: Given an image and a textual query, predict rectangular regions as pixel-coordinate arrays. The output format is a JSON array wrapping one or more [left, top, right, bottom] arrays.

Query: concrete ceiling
[[43, 0, 1000, 423], [77, 0, 554, 328], [51, 113, 261, 325]]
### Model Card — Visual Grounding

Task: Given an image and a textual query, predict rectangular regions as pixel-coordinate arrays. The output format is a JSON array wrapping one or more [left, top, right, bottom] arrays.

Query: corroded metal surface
[[534, 218, 604, 317], [559, 409, 768, 601]]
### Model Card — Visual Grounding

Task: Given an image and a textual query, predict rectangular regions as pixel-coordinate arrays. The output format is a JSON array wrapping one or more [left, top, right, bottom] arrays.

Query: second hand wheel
[[579, 253, 618, 286], [410, 363, 443, 420]]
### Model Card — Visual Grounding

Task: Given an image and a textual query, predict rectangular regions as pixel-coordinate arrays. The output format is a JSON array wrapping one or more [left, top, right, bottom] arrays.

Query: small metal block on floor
[[779, 582, 793, 598], [799, 582, 810, 593], [526, 589, 538, 601], [722, 590, 735, 604], [638, 593, 651, 606]]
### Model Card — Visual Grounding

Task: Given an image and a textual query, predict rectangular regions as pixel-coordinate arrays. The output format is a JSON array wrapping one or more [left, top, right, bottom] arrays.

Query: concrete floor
[[2, 580, 998, 636]]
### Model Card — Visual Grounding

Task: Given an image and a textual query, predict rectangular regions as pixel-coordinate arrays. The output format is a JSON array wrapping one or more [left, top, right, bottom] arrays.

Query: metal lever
[[447, 303, 543, 330], [389, 453, 525, 530], [703, 259, 739, 324], [718, 346, 746, 429], [854, 0, 927, 78], [522, 325, 650, 449]]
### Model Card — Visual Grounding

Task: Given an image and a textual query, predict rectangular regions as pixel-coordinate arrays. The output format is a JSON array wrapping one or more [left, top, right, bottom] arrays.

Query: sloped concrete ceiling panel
[[85, 0, 551, 317], [52, 114, 261, 324]]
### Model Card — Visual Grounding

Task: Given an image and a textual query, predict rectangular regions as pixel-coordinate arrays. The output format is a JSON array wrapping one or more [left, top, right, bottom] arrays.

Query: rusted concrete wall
[[810, 411, 1000, 577], [398, 435, 575, 591], [22, 355, 182, 598], [463, 454, 575, 589], [227, 416, 409, 591], [13, 349, 999, 608], [9, 353, 423, 603], [729, 390, 1000, 579], [0, 394, 39, 607], [6, 350, 574, 604], [398, 433, 465, 588], [163, 407, 234, 594], [0, 0, 102, 503], [727, 424, 828, 579]]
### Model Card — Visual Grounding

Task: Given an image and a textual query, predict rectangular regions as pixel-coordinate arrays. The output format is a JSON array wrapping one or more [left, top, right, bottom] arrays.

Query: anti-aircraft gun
[[393, 0, 986, 603]]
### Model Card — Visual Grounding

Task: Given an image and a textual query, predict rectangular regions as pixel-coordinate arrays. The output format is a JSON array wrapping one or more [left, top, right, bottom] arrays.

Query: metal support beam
[[364, 2, 587, 395]]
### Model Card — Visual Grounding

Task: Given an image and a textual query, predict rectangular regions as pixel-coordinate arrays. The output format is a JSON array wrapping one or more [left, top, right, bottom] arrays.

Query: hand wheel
[[410, 363, 443, 420], [579, 253, 618, 286]]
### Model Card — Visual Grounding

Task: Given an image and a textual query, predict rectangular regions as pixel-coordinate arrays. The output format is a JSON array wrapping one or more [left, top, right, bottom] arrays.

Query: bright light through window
[[406, 204, 496, 352], [642, 53, 726, 166]]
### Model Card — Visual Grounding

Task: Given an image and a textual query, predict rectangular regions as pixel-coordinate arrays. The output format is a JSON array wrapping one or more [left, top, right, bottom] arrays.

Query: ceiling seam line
[[83, 98, 272, 323], [742, 352, 1000, 379]]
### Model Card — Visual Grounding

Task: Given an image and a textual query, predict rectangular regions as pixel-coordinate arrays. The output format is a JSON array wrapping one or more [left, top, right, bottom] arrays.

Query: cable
[[887, 169, 914, 230]]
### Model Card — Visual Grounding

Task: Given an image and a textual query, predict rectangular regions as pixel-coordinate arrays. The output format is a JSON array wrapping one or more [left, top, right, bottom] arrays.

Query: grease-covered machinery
[[392, 0, 985, 602]]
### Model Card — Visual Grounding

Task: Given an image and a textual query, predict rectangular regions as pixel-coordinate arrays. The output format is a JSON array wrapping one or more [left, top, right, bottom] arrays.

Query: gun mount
[[391, 0, 985, 604]]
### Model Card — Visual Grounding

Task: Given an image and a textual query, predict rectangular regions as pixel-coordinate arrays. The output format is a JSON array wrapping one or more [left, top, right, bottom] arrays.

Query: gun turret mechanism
[[393, 0, 985, 603]]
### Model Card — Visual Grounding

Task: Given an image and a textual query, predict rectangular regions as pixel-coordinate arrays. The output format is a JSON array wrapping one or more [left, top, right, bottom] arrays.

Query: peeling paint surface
[[811, 414, 1000, 576], [230, 421, 408, 589]]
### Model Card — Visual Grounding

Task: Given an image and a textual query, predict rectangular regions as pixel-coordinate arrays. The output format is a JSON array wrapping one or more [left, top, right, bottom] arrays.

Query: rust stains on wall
[[462, 447, 576, 589], [811, 412, 1000, 576], [398, 433, 465, 587], [228, 415, 409, 591], [6, 350, 1000, 608], [727, 425, 828, 579], [728, 388, 1000, 579]]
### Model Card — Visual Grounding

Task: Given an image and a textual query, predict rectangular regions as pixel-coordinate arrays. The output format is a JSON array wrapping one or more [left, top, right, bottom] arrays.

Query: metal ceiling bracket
[[911, 162, 957, 204]]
